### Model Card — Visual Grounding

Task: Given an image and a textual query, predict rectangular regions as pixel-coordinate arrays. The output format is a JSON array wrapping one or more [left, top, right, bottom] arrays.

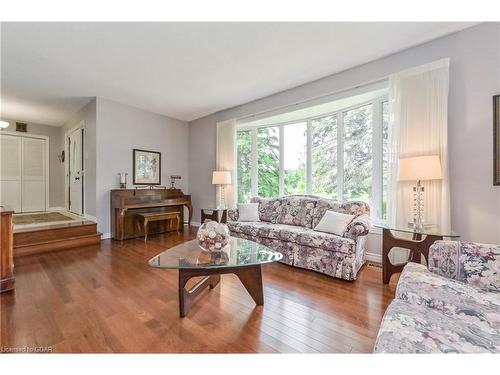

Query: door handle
[[75, 177, 80, 181]]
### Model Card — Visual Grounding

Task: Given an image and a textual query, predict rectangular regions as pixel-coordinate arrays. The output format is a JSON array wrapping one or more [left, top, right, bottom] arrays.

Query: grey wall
[[96, 98, 189, 236], [189, 23, 500, 258], [64, 99, 97, 217], [1, 118, 65, 208]]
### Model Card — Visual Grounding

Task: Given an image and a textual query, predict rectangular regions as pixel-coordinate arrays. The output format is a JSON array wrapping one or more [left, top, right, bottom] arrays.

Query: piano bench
[[135, 211, 181, 242]]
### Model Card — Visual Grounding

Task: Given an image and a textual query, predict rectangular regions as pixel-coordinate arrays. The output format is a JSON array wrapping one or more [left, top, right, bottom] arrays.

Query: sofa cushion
[[396, 262, 500, 334], [314, 210, 355, 236], [277, 196, 317, 228], [250, 197, 282, 223], [296, 229, 355, 254], [237, 203, 260, 222], [374, 299, 500, 353], [228, 221, 355, 254], [311, 198, 370, 228]]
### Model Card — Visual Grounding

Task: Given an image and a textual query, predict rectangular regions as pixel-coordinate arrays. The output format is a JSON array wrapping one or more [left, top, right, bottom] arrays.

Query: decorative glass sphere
[[197, 221, 230, 253]]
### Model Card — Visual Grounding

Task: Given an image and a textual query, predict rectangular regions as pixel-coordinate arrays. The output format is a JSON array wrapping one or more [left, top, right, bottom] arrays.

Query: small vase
[[197, 221, 230, 253]]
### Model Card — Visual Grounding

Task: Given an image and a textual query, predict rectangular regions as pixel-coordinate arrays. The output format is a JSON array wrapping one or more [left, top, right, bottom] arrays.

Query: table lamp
[[212, 171, 231, 209], [398, 155, 442, 231]]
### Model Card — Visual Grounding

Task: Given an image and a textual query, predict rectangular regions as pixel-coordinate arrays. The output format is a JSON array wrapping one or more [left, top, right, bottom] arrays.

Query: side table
[[201, 208, 228, 224], [376, 225, 459, 284]]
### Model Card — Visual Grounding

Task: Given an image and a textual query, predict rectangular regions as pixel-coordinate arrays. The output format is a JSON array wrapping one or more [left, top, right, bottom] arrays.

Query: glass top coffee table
[[149, 237, 282, 317]]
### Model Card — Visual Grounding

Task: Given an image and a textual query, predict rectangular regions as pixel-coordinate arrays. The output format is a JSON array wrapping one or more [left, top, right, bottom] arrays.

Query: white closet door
[[21, 137, 46, 212], [0, 134, 22, 212]]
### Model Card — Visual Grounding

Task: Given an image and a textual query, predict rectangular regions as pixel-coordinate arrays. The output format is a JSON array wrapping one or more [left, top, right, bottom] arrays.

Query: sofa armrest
[[227, 208, 239, 222], [428, 240, 500, 292], [344, 213, 371, 240]]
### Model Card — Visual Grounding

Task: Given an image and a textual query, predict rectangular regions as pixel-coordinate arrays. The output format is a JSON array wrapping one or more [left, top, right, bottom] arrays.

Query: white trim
[[278, 125, 284, 196], [236, 88, 390, 223], [306, 120, 312, 194], [64, 120, 86, 216], [48, 206, 66, 211], [237, 79, 389, 125], [365, 252, 382, 264], [101, 232, 111, 240], [336, 111, 344, 201], [190, 221, 201, 227], [250, 128, 258, 197], [84, 214, 97, 222]]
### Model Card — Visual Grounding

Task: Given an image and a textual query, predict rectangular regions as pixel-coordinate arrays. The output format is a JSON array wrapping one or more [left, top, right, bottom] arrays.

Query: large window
[[236, 91, 389, 222]]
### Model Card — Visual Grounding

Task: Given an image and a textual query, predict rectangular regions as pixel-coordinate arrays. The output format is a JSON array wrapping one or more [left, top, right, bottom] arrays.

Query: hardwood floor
[[0, 227, 397, 353]]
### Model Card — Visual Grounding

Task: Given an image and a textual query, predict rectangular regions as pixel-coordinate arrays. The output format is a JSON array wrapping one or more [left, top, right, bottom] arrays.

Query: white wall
[[188, 23, 500, 259], [96, 98, 189, 237], [1, 119, 65, 208]]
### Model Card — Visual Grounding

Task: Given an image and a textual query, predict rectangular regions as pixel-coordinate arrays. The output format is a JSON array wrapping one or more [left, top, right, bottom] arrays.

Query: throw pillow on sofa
[[314, 210, 355, 236], [237, 203, 261, 222]]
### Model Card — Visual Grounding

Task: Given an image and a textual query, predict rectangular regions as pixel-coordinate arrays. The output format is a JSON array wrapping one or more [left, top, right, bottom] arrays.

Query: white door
[[68, 127, 84, 215], [0, 134, 22, 212], [21, 137, 46, 212]]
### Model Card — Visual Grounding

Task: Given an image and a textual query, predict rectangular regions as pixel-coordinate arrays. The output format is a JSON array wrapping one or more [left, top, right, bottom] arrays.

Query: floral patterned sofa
[[227, 195, 371, 281], [374, 240, 500, 353]]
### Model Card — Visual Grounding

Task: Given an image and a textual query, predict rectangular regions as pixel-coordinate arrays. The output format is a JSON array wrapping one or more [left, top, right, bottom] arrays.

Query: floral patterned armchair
[[374, 240, 500, 353]]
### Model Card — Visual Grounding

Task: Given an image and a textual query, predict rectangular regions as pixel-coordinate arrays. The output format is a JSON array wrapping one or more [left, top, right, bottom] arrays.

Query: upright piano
[[110, 188, 192, 240]]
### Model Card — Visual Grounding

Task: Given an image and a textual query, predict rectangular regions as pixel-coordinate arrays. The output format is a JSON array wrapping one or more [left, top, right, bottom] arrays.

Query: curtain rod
[[236, 75, 389, 123]]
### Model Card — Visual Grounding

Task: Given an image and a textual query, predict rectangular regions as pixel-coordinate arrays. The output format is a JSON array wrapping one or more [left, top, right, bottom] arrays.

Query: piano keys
[[110, 188, 192, 240]]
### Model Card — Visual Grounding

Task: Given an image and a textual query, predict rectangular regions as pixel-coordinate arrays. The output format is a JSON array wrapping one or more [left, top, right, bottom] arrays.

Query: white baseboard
[[189, 221, 201, 227], [48, 206, 66, 211], [101, 232, 111, 240], [365, 252, 382, 264]]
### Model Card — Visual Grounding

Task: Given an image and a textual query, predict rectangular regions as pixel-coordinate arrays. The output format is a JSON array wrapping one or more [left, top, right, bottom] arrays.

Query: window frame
[[237, 93, 389, 223]]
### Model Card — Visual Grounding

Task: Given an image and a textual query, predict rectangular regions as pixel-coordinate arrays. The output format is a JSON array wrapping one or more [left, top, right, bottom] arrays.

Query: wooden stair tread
[[13, 221, 101, 257], [14, 232, 102, 248]]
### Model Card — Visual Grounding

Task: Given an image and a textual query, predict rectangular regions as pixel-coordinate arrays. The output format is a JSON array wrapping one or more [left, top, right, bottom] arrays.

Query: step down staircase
[[14, 220, 101, 257]]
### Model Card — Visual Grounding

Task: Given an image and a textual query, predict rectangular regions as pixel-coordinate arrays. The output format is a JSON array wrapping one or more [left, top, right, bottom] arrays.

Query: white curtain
[[387, 58, 451, 234], [216, 119, 237, 208]]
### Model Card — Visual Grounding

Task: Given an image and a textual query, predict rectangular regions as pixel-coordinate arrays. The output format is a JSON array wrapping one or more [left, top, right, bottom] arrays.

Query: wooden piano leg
[[119, 209, 127, 241], [186, 203, 193, 226]]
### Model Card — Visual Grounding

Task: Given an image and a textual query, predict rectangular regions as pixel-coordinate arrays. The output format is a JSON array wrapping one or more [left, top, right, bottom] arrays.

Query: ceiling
[[1, 22, 476, 126]]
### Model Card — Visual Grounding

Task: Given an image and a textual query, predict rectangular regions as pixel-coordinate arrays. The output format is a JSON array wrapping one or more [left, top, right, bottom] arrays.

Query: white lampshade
[[212, 171, 231, 185], [398, 155, 443, 181], [0, 120, 10, 129]]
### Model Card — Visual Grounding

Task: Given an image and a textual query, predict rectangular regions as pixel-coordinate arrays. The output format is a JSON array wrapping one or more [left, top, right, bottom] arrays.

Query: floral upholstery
[[227, 208, 239, 222], [293, 245, 363, 281], [277, 196, 317, 228], [250, 197, 282, 223], [374, 299, 500, 353], [295, 230, 355, 254], [396, 262, 500, 335], [227, 195, 371, 281], [227, 221, 356, 254], [311, 198, 370, 228], [429, 240, 500, 293], [375, 240, 500, 353], [344, 213, 371, 240]]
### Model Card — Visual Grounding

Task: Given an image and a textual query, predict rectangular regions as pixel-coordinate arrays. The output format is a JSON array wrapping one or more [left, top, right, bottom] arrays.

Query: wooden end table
[[376, 224, 459, 284]]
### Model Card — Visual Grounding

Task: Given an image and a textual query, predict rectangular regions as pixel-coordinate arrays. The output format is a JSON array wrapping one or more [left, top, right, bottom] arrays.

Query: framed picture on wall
[[133, 149, 161, 185], [495, 95, 500, 185]]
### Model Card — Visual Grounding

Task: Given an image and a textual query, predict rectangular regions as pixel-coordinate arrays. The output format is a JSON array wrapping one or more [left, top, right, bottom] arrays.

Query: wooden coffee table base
[[178, 264, 263, 317]]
